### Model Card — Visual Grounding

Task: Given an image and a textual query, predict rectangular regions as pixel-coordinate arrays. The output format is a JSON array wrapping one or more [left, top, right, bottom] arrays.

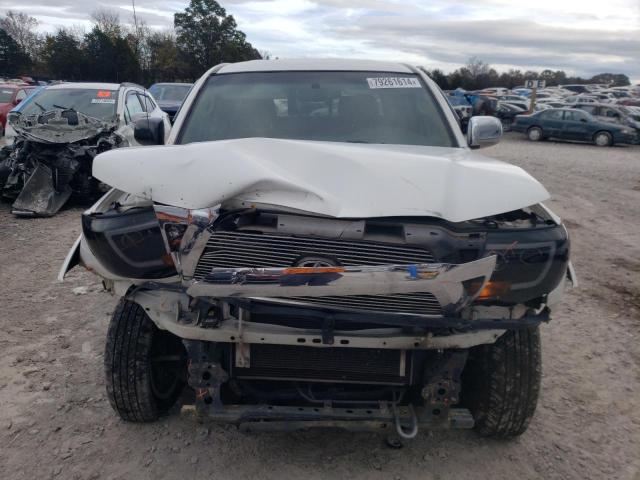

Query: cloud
[[335, 17, 640, 76], [1, 1, 181, 29], [2, 0, 639, 80]]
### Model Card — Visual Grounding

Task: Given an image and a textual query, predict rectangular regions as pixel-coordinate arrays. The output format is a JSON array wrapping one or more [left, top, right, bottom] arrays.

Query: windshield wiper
[[53, 104, 73, 110], [33, 102, 46, 112]]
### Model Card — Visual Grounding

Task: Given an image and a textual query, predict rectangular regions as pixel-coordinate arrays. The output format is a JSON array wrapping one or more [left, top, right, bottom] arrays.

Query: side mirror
[[133, 115, 164, 145], [14, 98, 22, 105], [580, 118, 588, 123], [467, 116, 502, 149]]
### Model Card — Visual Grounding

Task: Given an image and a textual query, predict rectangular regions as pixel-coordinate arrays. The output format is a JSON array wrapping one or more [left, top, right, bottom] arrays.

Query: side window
[[15, 89, 28, 102], [542, 110, 563, 120], [125, 92, 144, 122], [141, 94, 156, 111], [578, 105, 596, 115], [565, 110, 588, 122], [604, 109, 619, 118], [136, 93, 150, 113]]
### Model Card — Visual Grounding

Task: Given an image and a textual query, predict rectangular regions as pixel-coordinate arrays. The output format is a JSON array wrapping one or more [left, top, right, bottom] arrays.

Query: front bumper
[[187, 256, 497, 316], [132, 287, 546, 351], [59, 200, 564, 351], [615, 132, 640, 145]]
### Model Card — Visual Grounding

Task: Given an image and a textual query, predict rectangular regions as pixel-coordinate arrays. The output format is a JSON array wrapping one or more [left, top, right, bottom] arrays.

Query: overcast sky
[[3, 0, 639, 81]]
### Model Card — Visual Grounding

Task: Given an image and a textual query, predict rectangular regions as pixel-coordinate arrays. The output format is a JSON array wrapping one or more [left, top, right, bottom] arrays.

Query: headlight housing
[[474, 224, 570, 304], [82, 206, 177, 279]]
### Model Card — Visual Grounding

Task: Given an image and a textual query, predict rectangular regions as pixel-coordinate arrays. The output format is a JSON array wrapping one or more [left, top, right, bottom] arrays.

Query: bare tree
[[91, 9, 122, 38], [466, 56, 491, 79], [65, 25, 87, 43], [129, 19, 151, 71], [0, 10, 40, 58]]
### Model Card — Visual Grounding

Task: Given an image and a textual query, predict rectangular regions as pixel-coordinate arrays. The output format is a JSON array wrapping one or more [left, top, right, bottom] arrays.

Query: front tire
[[461, 327, 541, 438], [104, 299, 186, 422], [593, 131, 612, 147], [527, 126, 543, 141]]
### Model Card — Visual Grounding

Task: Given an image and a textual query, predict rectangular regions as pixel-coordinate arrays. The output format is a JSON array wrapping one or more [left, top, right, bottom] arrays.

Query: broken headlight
[[82, 206, 177, 279], [476, 227, 570, 304]]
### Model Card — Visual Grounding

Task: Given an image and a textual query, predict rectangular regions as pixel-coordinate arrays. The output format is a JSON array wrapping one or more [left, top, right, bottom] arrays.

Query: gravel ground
[[0, 134, 639, 480]]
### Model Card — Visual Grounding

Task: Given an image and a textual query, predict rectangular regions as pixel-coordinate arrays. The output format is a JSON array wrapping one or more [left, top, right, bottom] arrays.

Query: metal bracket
[[183, 340, 229, 413], [235, 308, 250, 367], [420, 351, 469, 422], [321, 316, 335, 345], [235, 343, 251, 368]]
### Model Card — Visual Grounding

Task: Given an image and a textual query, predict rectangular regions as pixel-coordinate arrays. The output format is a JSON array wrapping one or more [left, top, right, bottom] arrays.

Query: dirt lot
[[0, 134, 639, 480]]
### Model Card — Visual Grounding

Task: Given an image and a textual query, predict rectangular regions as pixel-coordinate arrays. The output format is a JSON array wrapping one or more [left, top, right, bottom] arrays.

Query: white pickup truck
[[60, 59, 573, 440]]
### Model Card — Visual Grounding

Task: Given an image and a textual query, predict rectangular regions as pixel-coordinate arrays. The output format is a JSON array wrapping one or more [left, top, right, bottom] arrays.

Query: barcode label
[[367, 77, 421, 89]]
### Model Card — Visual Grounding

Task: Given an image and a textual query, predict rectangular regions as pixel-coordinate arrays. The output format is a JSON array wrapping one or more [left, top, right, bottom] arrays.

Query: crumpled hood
[[93, 137, 550, 222], [9, 109, 115, 144]]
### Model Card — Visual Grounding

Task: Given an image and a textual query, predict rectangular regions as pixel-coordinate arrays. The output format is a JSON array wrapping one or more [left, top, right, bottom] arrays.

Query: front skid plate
[[182, 404, 474, 431]]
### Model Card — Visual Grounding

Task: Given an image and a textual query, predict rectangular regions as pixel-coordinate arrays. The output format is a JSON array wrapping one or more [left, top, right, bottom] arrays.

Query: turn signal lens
[[161, 253, 176, 267], [477, 281, 511, 300]]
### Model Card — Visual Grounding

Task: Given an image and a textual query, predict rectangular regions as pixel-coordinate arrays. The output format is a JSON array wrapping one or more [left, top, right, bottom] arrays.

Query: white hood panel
[[93, 138, 549, 222]]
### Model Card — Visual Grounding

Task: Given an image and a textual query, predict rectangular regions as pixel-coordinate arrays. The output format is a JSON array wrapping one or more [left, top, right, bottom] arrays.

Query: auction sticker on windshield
[[367, 77, 421, 89], [91, 98, 116, 104]]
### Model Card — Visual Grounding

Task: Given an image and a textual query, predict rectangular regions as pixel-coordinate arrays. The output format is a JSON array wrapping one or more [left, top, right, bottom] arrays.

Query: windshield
[[0, 88, 15, 103], [19, 88, 117, 121], [618, 106, 640, 121], [447, 95, 469, 107], [178, 71, 455, 147], [149, 84, 191, 102]]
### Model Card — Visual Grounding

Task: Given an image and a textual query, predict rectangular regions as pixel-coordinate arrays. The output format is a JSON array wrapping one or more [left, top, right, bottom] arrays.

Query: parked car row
[[445, 82, 640, 146], [511, 108, 637, 146]]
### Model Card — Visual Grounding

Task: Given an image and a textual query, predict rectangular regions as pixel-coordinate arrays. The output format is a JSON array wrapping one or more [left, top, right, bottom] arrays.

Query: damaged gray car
[[0, 82, 170, 217], [60, 60, 575, 440]]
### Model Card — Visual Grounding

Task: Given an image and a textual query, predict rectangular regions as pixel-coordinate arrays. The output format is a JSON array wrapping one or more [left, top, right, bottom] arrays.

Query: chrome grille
[[270, 292, 442, 316], [194, 230, 441, 315], [194, 231, 436, 277]]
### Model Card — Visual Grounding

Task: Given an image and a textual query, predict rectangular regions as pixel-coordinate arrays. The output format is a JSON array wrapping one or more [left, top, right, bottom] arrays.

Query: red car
[[618, 98, 640, 107], [0, 84, 36, 136]]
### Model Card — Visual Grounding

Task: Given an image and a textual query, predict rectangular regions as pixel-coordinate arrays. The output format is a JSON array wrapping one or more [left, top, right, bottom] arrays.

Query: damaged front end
[[62, 190, 570, 434], [55, 59, 578, 435], [0, 109, 122, 217]]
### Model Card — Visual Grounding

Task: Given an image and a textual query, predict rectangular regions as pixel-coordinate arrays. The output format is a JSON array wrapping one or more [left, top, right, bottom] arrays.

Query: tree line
[[423, 56, 630, 90], [0, 0, 261, 84]]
